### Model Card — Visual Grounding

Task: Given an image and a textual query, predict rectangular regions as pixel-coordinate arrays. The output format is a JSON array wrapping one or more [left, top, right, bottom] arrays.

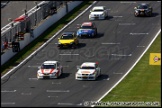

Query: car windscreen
[[41, 64, 55, 69], [81, 26, 92, 29], [61, 34, 73, 39], [138, 5, 148, 9], [81, 66, 95, 69], [92, 9, 104, 12]]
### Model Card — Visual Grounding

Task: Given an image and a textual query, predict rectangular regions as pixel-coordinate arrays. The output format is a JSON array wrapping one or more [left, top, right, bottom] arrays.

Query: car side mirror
[[134, 7, 137, 9], [77, 66, 80, 70], [58, 38, 60, 39], [90, 10, 92, 12]]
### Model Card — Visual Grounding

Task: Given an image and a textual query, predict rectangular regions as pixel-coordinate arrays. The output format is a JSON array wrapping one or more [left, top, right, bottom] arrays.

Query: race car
[[75, 62, 101, 80], [37, 60, 63, 79], [57, 31, 79, 49], [76, 22, 97, 38], [89, 6, 108, 20], [134, 3, 153, 17]]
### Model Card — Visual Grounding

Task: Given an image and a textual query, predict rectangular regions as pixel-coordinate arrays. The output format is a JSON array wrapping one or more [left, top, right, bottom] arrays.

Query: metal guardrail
[[1, 1, 70, 53]]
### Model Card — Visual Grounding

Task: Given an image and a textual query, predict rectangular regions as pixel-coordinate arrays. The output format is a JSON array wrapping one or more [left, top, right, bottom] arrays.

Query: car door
[[57, 62, 61, 75]]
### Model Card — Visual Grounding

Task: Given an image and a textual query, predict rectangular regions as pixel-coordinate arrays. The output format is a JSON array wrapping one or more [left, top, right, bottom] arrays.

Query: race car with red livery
[[37, 60, 63, 79]]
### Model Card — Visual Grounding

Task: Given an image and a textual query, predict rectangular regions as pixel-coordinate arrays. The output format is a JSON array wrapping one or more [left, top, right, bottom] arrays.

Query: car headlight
[[58, 41, 61, 44], [90, 72, 95, 75], [135, 10, 138, 13], [76, 73, 81, 75], [38, 71, 42, 74], [100, 13, 105, 16], [52, 72, 56, 75]]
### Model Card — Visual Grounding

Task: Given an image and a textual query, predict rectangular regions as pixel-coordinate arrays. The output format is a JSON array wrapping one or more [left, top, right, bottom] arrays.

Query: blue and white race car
[[76, 22, 97, 38]]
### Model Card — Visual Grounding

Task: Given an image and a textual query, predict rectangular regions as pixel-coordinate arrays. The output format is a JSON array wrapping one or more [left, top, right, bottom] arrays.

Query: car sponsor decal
[[41, 69, 55, 74], [81, 71, 90, 74]]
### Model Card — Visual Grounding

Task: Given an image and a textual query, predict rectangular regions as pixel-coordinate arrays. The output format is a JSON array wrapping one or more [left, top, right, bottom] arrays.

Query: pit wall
[[1, 1, 83, 65]]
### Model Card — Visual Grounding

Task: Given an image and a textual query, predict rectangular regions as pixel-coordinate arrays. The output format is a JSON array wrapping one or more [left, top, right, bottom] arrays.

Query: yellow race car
[[57, 31, 79, 49]]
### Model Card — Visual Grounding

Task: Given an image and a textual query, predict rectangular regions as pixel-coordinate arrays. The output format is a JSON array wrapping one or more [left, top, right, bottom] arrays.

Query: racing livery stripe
[[41, 69, 55, 74], [50, 69, 55, 74], [41, 69, 44, 74]]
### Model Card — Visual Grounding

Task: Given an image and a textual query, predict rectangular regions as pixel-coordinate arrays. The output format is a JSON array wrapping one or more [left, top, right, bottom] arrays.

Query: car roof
[[93, 6, 105, 10], [43, 61, 58, 65], [81, 62, 96, 67], [82, 22, 93, 26]]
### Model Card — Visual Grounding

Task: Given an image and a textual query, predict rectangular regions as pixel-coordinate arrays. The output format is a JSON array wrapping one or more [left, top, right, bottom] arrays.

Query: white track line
[[101, 43, 120, 45], [1, 1, 97, 79], [58, 103, 74, 105], [46, 90, 70, 93], [1, 90, 17, 93], [1, 102, 15, 105], [91, 29, 161, 107], [130, 33, 149, 35], [59, 54, 79, 55], [120, 1, 136, 3], [111, 54, 132, 56], [137, 46, 145, 47]]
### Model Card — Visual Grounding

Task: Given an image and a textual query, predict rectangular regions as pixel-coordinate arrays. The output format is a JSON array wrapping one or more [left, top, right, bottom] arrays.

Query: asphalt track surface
[[1, 1, 161, 107], [1, 1, 41, 28]]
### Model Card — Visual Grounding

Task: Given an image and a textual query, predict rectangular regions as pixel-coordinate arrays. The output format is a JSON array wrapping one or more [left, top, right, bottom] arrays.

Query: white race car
[[37, 60, 63, 79], [89, 6, 108, 20], [75, 62, 101, 80]]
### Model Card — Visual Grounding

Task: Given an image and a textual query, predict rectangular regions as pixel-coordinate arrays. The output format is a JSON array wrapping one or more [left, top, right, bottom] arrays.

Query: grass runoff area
[[1, 1, 93, 76], [100, 33, 161, 107]]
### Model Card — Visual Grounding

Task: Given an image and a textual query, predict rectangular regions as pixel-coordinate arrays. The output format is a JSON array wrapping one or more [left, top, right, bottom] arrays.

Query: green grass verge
[[1, 1, 93, 76], [100, 33, 161, 107]]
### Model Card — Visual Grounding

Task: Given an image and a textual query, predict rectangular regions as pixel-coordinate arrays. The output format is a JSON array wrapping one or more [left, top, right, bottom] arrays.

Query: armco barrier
[[1, 1, 83, 65]]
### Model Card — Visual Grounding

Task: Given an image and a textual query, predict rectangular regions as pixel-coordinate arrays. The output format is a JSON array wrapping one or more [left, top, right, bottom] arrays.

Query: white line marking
[[29, 78, 38, 80], [1, 90, 17, 92], [28, 65, 39, 67], [113, 16, 123, 17], [1, 1, 97, 79], [52, 82, 61, 84], [92, 29, 161, 107], [21, 92, 32, 95], [1, 102, 15, 105], [137, 46, 145, 47], [119, 23, 136, 25], [46, 90, 70, 92], [101, 42, 119, 44], [111, 54, 132, 56], [113, 72, 123, 74], [58, 103, 74, 105], [48, 96, 58, 98], [130, 33, 149, 35], [77, 103, 83, 106], [157, 1, 161, 2], [120, 1, 136, 3], [59, 54, 79, 55]]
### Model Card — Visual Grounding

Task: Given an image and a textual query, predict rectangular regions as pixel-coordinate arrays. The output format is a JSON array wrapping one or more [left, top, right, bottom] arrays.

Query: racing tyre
[[149, 11, 152, 17]]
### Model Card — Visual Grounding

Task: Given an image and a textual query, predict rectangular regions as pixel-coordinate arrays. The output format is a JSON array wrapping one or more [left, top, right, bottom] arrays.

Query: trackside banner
[[149, 53, 161, 65]]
